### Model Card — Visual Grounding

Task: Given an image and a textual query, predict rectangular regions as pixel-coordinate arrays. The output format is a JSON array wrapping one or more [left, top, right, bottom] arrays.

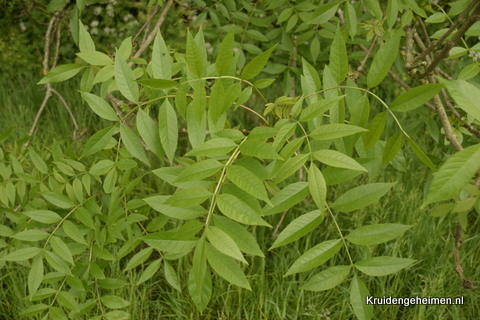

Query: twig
[[454, 223, 475, 289], [131, 0, 174, 61], [357, 36, 378, 73], [272, 210, 288, 239], [440, 89, 480, 138], [24, 10, 62, 149], [51, 88, 81, 139], [416, 3, 480, 78], [133, 5, 160, 44], [412, 0, 479, 64]]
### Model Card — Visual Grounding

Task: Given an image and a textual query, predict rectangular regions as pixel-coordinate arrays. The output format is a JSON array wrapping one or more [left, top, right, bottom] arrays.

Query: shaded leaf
[[331, 182, 396, 212], [301, 265, 351, 291], [345, 224, 412, 245], [285, 239, 342, 275], [270, 210, 324, 249]]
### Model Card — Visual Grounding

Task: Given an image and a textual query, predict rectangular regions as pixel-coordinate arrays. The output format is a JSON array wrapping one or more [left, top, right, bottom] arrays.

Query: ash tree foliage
[[1, 0, 480, 319]]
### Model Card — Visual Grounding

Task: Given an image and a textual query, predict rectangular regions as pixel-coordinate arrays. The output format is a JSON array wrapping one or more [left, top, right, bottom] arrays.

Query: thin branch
[[454, 223, 475, 289], [131, 0, 174, 61], [133, 5, 160, 44], [440, 89, 480, 138], [412, 0, 480, 64], [416, 3, 480, 78], [357, 36, 378, 73], [51, 88, 81, 139], [24, 11, 62, 149]]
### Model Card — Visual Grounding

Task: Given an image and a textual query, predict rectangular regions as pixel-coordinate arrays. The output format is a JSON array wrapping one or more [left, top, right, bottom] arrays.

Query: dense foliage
[[1, 0, 480, 319]]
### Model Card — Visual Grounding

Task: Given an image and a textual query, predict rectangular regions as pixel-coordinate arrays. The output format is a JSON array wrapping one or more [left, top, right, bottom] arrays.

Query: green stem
[[326, 204, 354, 266]]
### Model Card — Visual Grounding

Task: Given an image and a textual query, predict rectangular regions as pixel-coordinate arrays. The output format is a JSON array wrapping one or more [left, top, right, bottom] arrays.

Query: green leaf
[[346, 224, 412, 245], [331, 182, 396, 212], [188, 263, 212, 312], [425, 12, 446, 24], [330, 25, 348, 84], [354, 256, 415, 276], [164, 187, 212, 207], [174, 159, 223, 182], [312, 150, 367, 172], [308, 164, 327, 210], [29, 149, 48, 174], [241, 44, 278, 80], [1, 247, 42, 261], [226, 165, 271, 204], [124, 247, 153, 271], [185, 138, 237, 157], [80, 92, 118, 121], [274, 154, 309, 184], [81, 125, 116, 158], [63, 220, 87, 245], [144, 195, 207, 220], [391, 84, 443, 112], [254, 78, 276, 89], [137, 259, 161, 285], [78, 21, 95, 52], [49, 306, 68, 320], [164, 261, 182, 292], [137, 109, 163, 158], [213, 215, 264, 257], [423, 144, 480, 206], [350, 275, 373, 320], [216, 28, 235, 76], [367, 31, 401, 88], [101, 295, 130, 309], [120, 123, 150, 166], [57, 291, 79, 311], [44, 250, 72, 275], [345, 2, 357, 38], [275, 123, 298, 154], [76, 51, 113, 65], [143, 234, 197, 253], [192, 81, 207, 123], [90, 159, 115, 176], [299, 95, 345, 122], [263, 182, 309, 216], [309, 124, 367, 140], [240, 140, 283, 160], [159, 100, 178, 163], [42, 191, 75, 209], [206, 226, 247, 263], [429, 203, 456, 217], [308, 3, 339, 24], [135, 79, 177, 90], [19, 304, 49, 317], [285, 239, 342, 275], [382, 132, 403, 166], [152, 30, 172, 80], [216, 193, 271, 227], [440, 78, 480, 121], [186, 30, 204, 78], [301, 265, 351, 291], [270, 210, 324, 250], [11, 229, 49, 242], [406, 137, 437, 171], [364, 111, 387, 150], [115, 49, 139, 103], [205, 244, 251, 290], [38, 64, 83, 84], [50, 236, 74, 265], [25, 210, 62, 224], [27, 256, 43, 296], [208, 80, 225, 124]]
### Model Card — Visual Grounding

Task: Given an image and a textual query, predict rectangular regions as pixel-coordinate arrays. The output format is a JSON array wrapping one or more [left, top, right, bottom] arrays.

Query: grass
[[0, 74, 479, 319]]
